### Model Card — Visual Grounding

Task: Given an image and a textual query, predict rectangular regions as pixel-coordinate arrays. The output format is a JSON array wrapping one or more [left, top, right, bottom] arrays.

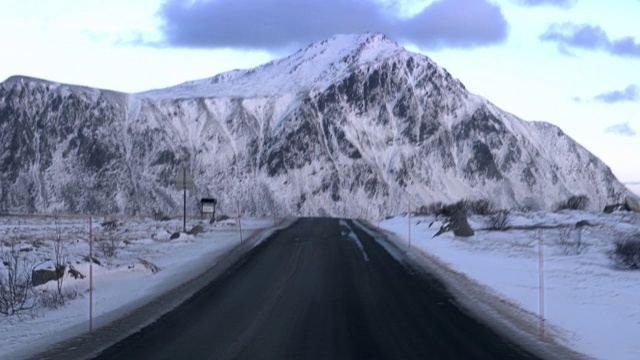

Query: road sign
[[176, 169, 194, 190]]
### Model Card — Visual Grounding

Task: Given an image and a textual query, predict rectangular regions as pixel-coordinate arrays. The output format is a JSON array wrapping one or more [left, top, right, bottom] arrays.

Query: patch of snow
[[0, 215, 280, 359], [379, 211, 640, 360]]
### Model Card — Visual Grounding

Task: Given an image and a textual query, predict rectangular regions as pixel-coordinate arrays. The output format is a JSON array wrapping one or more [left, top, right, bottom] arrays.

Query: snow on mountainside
[[0, 33, 633, 217]]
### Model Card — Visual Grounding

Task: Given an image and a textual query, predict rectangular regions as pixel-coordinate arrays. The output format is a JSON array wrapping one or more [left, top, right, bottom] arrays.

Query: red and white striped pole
[[89, 216, 93, 334], [408, 203, 411, 249], [237, 202, 243, 244], [538, 229, 545, 340]]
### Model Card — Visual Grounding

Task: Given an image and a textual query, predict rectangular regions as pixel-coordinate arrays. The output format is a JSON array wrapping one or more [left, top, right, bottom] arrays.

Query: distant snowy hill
[[0, 33, 633, 216]]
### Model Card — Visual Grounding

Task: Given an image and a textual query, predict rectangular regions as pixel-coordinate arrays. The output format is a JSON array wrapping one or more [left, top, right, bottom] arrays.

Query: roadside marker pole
[[408, 203, 411, 248], [538, 229, 545, 340], [89, 216, 93, 334], [237, 202, 243, 244]]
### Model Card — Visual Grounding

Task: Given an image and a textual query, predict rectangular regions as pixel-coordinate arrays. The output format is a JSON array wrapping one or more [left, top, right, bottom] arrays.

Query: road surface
[[93, 218, 539, 359]]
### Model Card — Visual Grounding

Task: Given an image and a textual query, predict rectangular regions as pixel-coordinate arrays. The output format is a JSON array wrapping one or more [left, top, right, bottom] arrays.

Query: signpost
[[176, 168, 194, 232]]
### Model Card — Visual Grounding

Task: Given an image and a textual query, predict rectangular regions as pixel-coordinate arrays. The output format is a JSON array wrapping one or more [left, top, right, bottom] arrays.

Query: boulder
[[451, 211, 475, 237], [433, 211, 474, 238], [625, 196, 640, 212], [170, 232, 181, 240], [604, 203, 627, 213], [188, 225, 204, 235], [32, 265, 65, 286]]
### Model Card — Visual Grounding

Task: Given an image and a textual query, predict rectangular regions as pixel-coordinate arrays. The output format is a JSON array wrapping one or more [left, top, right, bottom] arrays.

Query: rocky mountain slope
[[0, 33, 632, 217]]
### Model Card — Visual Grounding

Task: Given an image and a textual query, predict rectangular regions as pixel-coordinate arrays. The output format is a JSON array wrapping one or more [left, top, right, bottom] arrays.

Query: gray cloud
[[540, 23, 640, 58], [594, 84, 640, 103], [513, 0, 576, 8], [156, 0, 508, 51], [605, 123, 636, 137]]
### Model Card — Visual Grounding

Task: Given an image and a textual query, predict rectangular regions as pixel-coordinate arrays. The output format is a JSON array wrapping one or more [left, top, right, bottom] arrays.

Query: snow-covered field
[[2, 211, 639, 359], [0, 215, 280, 359], [379, 210, 640, 360]]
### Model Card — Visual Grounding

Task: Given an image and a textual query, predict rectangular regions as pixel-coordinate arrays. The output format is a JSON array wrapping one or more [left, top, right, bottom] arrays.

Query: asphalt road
[[93, 218, 539, 360]]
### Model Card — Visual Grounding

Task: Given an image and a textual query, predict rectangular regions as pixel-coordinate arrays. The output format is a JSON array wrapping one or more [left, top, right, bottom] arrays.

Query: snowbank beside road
[[378, 211, 640, 360], [0, 216, 286, 359]]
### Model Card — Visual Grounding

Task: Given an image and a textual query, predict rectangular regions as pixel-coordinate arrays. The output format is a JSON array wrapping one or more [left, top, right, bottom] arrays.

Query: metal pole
[[183, 168, 186, 233], [89, 216, 93, 334]]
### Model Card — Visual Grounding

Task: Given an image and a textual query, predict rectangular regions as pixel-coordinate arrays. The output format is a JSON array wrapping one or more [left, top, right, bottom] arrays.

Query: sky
[[1, 0, 638, 194]]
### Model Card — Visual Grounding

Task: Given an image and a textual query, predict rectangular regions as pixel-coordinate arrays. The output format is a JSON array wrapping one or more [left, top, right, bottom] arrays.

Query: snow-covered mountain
[[0, 33, 633, 217]]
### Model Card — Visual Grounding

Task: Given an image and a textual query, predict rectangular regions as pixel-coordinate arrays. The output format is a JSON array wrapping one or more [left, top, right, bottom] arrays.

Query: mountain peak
[[140, 33, 413, 99]]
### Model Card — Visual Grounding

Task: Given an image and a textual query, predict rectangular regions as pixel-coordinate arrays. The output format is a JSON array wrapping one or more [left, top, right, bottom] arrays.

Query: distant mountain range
[[0, 33, 633, 217]]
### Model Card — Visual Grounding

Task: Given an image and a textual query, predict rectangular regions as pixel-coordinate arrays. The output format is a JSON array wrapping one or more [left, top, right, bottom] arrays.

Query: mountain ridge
[[0, 33, 633, 216]]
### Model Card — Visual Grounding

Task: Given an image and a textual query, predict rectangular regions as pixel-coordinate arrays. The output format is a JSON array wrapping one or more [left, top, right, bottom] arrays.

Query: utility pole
[[176, 167, 194, 233]]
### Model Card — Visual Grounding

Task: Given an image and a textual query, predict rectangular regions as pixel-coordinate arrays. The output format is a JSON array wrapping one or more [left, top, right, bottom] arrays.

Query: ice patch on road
[[339, 220, 369, 262]]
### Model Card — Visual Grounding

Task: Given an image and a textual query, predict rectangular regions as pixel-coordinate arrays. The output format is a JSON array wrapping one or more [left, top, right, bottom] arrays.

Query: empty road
[[93, 218, 539, 359]]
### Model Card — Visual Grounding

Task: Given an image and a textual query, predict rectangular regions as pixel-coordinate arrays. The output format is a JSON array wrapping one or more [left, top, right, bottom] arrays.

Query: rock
[[68, 265, 85, 279], [170, 232, 181, 240], [575, 220, 592, 228], [433, 211, 474, 238], [138, 258, 160, 273], [451, 211, 474, 237], [625, 196, 640, 212], [32, 265, 65, 286], [604, 203, 627, 213], [188, 225, 204, 235]]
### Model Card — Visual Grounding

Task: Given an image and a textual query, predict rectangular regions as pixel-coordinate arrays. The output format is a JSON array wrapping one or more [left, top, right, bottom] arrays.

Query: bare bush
[[487, 211, 510, 231], [467, 199, 495, 216], [101, 219, 118, 231], [0, 240, 38, 316], [40, 288, 80, 310], [608, 234, 640, 270], [98, 237, 119, 258], [556, 195, 589, 211], [51, 222, 68, 303], [556, 227, 588, 255]]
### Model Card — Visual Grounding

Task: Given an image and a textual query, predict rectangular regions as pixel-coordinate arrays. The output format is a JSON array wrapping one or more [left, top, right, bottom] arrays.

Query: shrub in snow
[[98, 237, 119, 258], [556, 227, 588, 255], [486, 211, 510, 231], [556, 195, 589, 211], [0, 240, 38, 316], [39, 288, 80, 310], [609, 234, 640, 270], [427, 199, 494, 217], [467, 199, 495, 215]]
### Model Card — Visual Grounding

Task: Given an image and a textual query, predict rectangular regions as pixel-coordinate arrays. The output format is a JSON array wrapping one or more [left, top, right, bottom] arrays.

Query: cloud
[[512, 0, 576, 8], [540, 23, 640, 58], [594, 84, 640, 103], [156, 0, 508, 51], [605, 123, 636, 137]]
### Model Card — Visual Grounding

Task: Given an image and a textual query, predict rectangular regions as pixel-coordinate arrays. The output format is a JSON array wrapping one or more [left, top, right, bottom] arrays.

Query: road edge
[[355, 220, 594, 360], [18, 218, 297, 360]]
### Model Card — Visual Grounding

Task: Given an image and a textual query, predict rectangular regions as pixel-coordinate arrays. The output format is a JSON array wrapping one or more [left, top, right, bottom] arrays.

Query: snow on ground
[[379, 210, 640, 360], [0, 215, 279, 359]]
